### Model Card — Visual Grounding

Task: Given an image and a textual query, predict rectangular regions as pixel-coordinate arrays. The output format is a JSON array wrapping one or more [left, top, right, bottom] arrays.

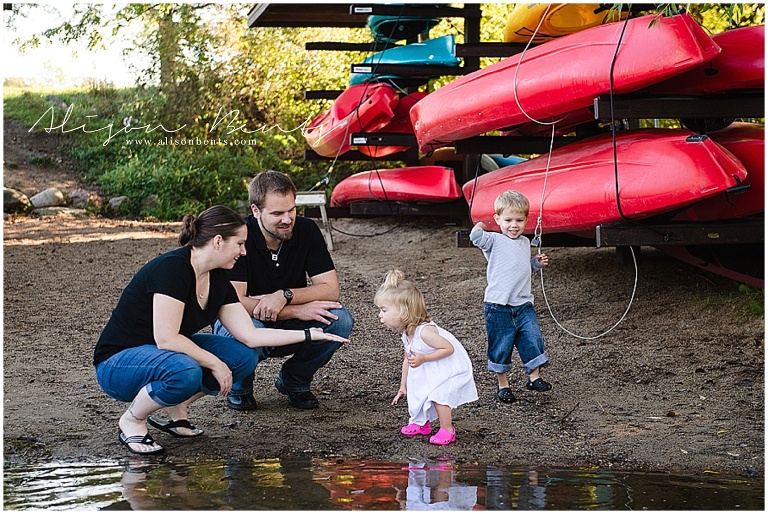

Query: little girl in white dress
[[375, 270, 478, 445]]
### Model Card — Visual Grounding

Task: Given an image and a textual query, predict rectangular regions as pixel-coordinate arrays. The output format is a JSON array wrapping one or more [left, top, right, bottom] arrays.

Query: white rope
[[512, 3, 565, 127], [509, 4, 638, 340], [538, 245, 638, 340]]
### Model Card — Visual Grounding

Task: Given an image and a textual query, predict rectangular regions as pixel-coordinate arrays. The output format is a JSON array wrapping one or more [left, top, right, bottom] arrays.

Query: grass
[[736, 284, 764, 315], [695, 282, 764, 316]]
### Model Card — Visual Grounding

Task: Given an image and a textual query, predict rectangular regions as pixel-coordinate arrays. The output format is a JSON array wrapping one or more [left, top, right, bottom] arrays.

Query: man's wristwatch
[[282, 288, 294, 304]]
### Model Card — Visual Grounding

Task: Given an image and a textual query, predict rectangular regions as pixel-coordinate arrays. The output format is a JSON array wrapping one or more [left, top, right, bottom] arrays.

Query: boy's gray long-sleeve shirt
[[470, 229, 544, 307]]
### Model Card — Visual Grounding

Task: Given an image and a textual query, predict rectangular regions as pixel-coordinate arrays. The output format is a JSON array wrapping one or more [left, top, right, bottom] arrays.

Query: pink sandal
[[429, 427, 456, 446], [400, 420, 432, 436]]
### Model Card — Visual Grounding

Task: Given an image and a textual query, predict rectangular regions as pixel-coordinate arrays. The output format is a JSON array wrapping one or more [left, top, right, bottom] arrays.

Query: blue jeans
[[213, 307, 354, 394], [484, 302, 548, 375], [95, 334, 257, 407]]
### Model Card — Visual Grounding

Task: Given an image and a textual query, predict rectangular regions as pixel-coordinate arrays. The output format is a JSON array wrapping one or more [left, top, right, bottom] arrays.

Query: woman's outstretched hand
[[308, 327, 349, 343]]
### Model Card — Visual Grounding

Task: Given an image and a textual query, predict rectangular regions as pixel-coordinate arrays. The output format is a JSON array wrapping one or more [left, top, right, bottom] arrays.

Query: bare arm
[[392, 355, 409, 405], [217, 302, 348, 347], [153, 294, 233, 396], [248, 270, 342, 322], [292, 269, 340, 304], [231, 280, 258, 316], [406, 325, 455, 368]]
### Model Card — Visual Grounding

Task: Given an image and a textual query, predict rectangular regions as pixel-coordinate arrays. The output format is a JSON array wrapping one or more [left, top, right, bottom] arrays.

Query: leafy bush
[[97, 145, 252, 219]]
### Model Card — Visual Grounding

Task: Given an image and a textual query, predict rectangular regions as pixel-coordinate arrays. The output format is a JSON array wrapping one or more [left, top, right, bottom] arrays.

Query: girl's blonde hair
[[374, 269, 430, 334]]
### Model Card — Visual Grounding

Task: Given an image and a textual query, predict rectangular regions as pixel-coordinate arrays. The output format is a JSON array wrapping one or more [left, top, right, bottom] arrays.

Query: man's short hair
[[248, 170, 297, 209]]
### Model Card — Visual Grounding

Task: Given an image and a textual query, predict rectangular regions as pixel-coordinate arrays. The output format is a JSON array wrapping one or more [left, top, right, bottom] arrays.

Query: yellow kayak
[[503, 3, 625, 43]]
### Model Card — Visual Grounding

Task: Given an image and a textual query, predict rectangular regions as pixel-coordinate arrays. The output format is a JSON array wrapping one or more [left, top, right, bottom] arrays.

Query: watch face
[[284, 289, 293, 302]]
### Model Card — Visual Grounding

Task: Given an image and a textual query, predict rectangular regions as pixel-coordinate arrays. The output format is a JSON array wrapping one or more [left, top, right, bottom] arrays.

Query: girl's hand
[[536, 253, 549, 266], [392, 387, 406, 405], [309, 327, 349, 343], [407, 353, 425, 368]]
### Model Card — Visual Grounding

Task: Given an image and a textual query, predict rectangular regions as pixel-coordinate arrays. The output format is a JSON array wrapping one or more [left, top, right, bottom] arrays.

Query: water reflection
[[113, 457, 336, 510], [3, 457, 763, 510], [402, 462, 477, 510]]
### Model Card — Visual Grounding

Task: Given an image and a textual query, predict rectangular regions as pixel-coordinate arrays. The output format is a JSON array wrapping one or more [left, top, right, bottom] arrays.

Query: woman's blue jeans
[[213, 307, 354, 394], [95, 334, 257, 407], [484, 302, 548, 375]]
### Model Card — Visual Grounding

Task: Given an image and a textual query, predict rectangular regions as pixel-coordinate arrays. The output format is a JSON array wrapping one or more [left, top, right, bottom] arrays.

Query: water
[[4, 457, 763, 510]]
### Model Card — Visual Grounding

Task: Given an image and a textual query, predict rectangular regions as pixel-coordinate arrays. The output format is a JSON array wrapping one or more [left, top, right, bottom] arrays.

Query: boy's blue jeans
[[95, 334, 257, 407], [213, 307, 354, 394], [484, 302, 548, 375]]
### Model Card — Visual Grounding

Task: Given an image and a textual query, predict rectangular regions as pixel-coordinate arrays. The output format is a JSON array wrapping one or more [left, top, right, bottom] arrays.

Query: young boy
[[470, 190, 552, 403]]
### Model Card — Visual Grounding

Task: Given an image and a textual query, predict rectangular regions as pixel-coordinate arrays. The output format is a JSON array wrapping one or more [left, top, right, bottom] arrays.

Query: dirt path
[[3, 117, 764, 477]]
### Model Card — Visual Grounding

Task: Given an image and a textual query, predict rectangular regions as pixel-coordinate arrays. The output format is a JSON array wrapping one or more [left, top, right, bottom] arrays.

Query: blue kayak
[[367, 14, 439, 43], [488, 154, 527, 167], [350, 35, 461, 85]]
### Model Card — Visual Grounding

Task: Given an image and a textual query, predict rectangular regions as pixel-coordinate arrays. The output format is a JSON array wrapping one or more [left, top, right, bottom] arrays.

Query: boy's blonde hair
[[494, 190, 530, 216], [374, 269, 430, 334]]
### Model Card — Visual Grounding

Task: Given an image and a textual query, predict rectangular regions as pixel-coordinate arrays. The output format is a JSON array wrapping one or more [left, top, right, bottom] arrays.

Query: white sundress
[[403, 322, 479, 425]]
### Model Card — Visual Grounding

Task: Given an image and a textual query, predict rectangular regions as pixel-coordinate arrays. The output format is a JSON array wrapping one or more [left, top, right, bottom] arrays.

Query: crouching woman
[[93, 205, 349, 455]]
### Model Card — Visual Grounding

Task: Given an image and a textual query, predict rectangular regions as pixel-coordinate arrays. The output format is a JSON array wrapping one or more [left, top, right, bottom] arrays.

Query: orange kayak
[[503, 3, 625, 44]]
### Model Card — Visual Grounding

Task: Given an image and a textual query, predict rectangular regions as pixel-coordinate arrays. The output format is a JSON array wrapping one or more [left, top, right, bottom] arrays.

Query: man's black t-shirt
[[94, 246, 239, 365], [227, 215, 334, 295]]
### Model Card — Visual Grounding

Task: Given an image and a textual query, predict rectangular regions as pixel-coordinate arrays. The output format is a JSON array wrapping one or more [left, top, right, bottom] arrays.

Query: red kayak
[[462, 129, 748, 234], [305, 83, 399, 158], [358, 91, 428, 158], [502, 107, 597, 137], [410, 13, 720, 153], [674, 122, 764, 221], [330, 166, 462, 207], [650, 25, 764, 95], [508, 25, 764, 138]]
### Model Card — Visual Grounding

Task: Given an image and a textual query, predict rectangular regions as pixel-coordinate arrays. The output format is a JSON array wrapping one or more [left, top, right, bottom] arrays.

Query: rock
[[27, 153, 56, 168], [32, 207, 89, 218], [45, 95, 68, 110], [3, 187, 32, 213], [235, 199, 250, 215], [29, 187, 66, 208], [68, 188, 103, 209], [108, 196, 129, 214], [141, 194, 160, 211]]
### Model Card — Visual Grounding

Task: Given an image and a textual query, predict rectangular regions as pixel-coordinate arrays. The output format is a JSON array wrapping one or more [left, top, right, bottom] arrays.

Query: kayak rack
[[594, 94, 764, 122], [595, 219, 765, 248], [450, 218, 765, 250]]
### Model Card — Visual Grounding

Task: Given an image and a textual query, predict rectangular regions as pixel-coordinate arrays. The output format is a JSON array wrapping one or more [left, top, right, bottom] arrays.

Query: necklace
[[197, 271, 208, 300], [267, 241, 284, 266]]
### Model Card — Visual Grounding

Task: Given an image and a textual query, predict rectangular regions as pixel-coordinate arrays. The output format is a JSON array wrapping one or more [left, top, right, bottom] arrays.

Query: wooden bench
[[295, 191, 333, 251]]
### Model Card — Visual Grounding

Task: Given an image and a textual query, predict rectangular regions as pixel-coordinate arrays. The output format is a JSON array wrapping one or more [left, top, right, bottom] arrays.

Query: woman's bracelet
[[304, 328, 312, 343]]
